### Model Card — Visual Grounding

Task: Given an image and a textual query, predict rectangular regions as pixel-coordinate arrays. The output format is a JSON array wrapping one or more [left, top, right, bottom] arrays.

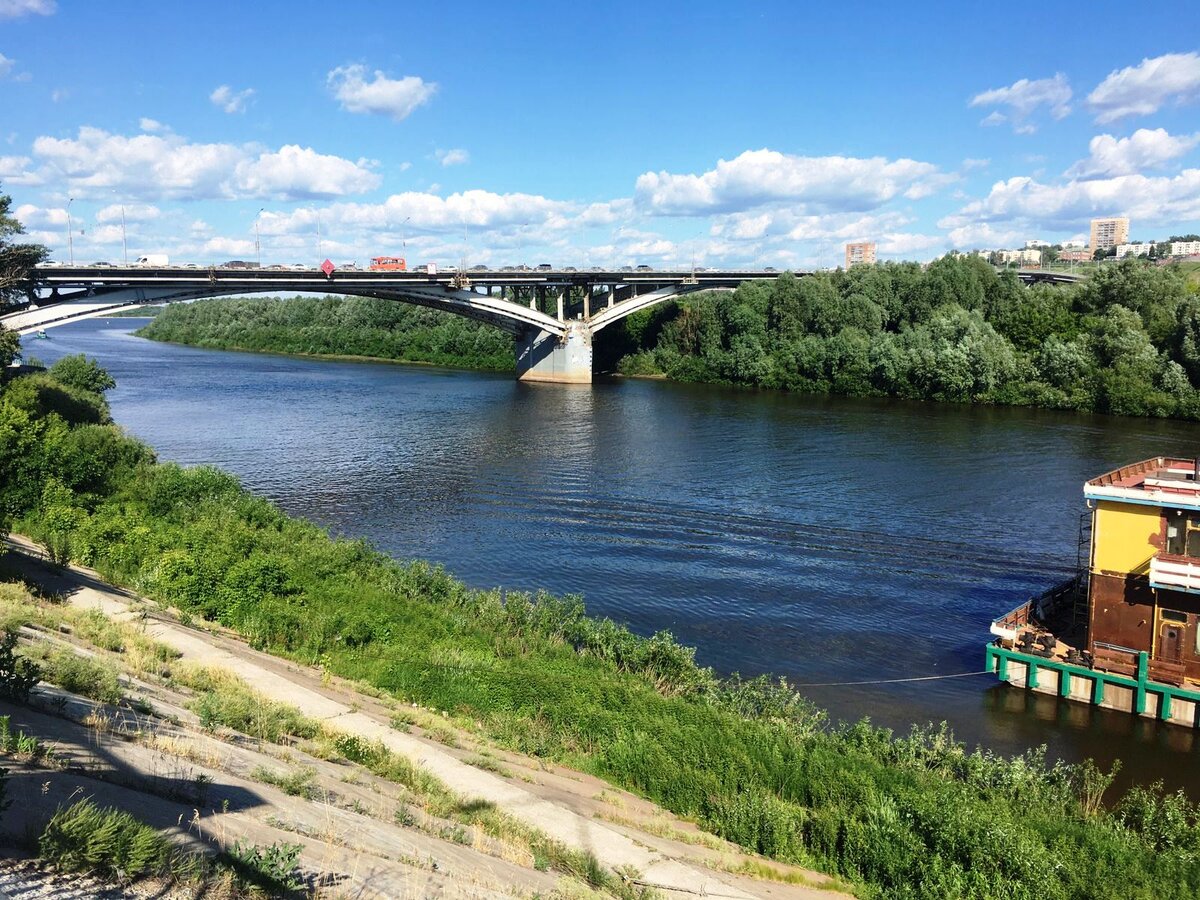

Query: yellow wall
[[1093, 500, 1160, 574]]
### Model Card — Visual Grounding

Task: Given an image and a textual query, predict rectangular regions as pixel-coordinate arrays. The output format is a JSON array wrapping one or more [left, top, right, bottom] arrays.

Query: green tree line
[[3, 355, 1200, 898], [611, 256, 1200, 419], [138, 295, 515, 372]]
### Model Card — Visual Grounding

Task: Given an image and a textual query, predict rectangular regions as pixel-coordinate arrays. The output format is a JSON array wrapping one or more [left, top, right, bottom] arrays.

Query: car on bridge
[[635, 264, 653, 272], [536, 263, 553, 271], [469, 264, 488, 272]]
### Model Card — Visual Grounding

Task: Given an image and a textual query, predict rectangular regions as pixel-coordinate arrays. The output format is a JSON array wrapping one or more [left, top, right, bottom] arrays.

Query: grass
[[37, 798, 303, 896], [174, 664, 319, 743], [250, 764, 318, 800]]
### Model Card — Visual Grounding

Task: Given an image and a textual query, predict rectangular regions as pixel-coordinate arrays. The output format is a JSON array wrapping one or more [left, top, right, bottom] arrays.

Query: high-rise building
[[1089, 217, 1129, 251], [844, 241, 876, 268]]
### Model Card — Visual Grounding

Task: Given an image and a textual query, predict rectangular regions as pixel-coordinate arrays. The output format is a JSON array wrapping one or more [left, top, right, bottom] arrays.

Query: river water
[[23, 319, 1200, 794]]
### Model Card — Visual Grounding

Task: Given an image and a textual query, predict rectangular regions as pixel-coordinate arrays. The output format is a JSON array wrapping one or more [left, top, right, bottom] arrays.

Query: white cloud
[[14, 202, 65, 228], [939, 169, 1200, 232], [635, 148, 943, 216], [210, 84, 255, 114], [1066, 128, 1200, 178], [969, 73, 1072, 132], [327, 64, 436, 121], [0, 0, 55, 19], [0, 53, 13, 78], [234, 145, 380, 198], [944, 222, 1027, 250], [435, 148, 469, 167], [1088, 52, 1200, 123], [96, 203, 160, 223], [24, 127, 380, 201], [877, 233, 945, 256], [0, 153, 37, 184], [961, 157, 991, 172], [139, 117, 166, 133], [202, 236, 255, 257]]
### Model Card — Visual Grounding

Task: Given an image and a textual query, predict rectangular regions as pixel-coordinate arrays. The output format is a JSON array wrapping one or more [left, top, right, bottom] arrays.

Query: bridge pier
[[515, 322, 592, 384]]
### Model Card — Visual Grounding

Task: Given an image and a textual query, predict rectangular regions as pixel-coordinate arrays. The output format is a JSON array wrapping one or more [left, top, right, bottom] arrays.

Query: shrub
[[0, 629, 40, 702], [39, 800, 171, 878]]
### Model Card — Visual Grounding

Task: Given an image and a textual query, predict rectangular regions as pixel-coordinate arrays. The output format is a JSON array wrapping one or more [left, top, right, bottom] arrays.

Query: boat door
[[1159, 617, 1185, 662]]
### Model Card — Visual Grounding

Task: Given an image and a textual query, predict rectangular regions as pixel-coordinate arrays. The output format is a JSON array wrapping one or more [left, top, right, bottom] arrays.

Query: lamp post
[[401, 215, 411, 250], [255, 208, 265, 268], [66, 198, 75, 265]]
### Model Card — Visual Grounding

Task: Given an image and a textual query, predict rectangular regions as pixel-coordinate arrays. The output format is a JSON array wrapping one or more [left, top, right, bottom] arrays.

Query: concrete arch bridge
[[3, 266, 793, 383]]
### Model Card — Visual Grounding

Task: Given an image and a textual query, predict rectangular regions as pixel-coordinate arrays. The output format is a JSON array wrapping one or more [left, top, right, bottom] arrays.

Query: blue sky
[[1, 0, 1199, 268]]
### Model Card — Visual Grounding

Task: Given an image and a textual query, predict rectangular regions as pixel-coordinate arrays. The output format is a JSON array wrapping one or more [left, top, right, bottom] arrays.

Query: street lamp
[[66, 198, 75, 265], [401, 215, 411, 250], [255, 208, 265, 268]]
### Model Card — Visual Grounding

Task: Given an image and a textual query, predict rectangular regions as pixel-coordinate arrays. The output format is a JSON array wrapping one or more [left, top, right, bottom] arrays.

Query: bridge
[[1008, 267, 1087, 285], [3, 266, 790, 383]]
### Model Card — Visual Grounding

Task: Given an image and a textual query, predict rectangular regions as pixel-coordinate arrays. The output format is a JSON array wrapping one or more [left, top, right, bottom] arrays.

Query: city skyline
[[1, 1, 1199, 268]]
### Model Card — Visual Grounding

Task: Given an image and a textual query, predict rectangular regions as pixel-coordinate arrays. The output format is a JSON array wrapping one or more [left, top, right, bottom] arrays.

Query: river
[[23, 318, 1200, 794]]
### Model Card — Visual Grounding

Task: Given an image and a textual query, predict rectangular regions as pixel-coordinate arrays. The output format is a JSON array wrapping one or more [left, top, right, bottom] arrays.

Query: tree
[[47, 355, 117, 395], [0, 184, 48, 312]]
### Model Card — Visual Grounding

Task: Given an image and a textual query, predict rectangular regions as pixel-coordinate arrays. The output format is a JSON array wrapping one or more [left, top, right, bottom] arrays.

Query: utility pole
[[66, 198, 75, 265], [255, 207, 264, 268]]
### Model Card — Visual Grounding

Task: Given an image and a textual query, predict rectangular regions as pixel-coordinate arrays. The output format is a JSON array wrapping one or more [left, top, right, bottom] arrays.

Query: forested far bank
[[137, 296, 515, 371], [130, 257, 1200, 421], [607, 256, 1200, 420]]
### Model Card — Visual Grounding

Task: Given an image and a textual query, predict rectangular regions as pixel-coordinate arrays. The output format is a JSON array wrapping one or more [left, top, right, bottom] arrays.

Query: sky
[[1, 0, 1199, 270]]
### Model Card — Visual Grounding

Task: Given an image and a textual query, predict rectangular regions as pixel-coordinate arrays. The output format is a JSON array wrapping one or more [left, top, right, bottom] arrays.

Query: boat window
[[1165, 509, 1200, 557], [1161, 609, 1188, 623]]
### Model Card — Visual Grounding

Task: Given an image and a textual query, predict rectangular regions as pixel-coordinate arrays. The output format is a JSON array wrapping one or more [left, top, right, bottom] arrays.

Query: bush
[[39, 800, 172, 878], [0, 629, 40, 702]]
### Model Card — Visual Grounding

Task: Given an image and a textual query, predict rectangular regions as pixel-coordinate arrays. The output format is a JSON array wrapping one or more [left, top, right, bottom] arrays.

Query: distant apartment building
[[844, 241, 876, 268], [1059, 249, 1094, 263], [1171, 240, 1200, 257], [998, 248, 1043, 265], [1116, 243, 1152, 259], [1090, 217, 1129, 251]]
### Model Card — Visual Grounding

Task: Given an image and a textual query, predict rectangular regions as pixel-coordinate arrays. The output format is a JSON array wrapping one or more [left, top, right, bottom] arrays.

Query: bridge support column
[[515, 322, 592, 384]]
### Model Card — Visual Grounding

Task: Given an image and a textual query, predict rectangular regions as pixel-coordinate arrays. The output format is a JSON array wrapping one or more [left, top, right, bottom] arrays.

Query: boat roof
[[1085, 457, 1200, 510]]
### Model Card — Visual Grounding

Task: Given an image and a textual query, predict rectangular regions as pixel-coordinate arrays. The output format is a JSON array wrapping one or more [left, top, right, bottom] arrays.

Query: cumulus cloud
[[24, 126, 380, 200], [969, 73, 1072, 132], [435, 148, 469, 167], [96, 203, 160, 223], [0, 0, 55, 19], [1088, 52, 1200, 123], [939, 169, 1200, 232], [634, 149, 943, 216], [210, 84, 255, 114], [1066, 128, 1200, 178], [235, 146, 379, 198], [0, 53, 13, 78], [14, 202, 66, 228], [327, 64, 436, 121], [139, 117, 166, 133]]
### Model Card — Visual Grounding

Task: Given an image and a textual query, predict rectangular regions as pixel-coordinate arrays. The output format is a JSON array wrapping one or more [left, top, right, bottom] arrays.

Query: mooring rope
[[791, 669, 993, 687]]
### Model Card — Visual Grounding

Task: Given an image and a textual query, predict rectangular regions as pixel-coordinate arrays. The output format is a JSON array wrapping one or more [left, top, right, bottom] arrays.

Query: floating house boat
[[988, 458, 1200, 727]]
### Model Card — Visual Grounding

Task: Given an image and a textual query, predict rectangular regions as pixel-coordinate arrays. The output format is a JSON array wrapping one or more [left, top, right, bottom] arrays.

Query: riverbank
[[136, 295, 514, 372], [5, 358, 1200, 898], [4, 535, 830, 898], [133, 256, 1200, 423]]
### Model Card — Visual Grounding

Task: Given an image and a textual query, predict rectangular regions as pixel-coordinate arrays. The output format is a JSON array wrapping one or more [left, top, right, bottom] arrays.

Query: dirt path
[[3, 536, 851, 899]]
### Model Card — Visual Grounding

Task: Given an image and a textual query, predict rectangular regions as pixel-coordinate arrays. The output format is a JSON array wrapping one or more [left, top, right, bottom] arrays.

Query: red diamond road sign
[[320, 259, 335, 276]]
